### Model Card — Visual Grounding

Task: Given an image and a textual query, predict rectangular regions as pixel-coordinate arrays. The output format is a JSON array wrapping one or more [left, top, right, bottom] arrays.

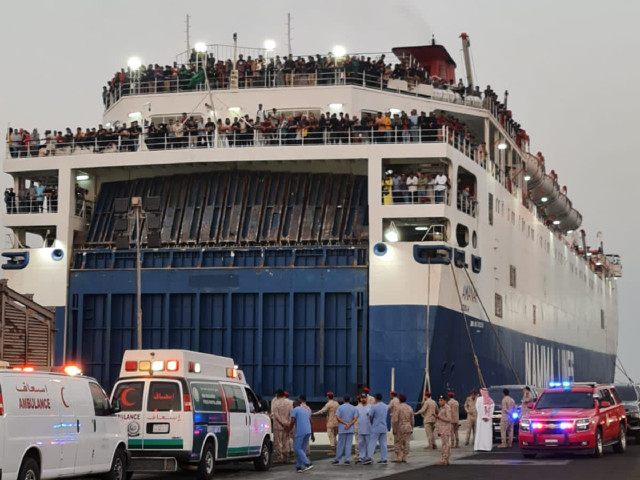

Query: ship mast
[[460, 33, 473, 89], [287, 13, 292, 56]]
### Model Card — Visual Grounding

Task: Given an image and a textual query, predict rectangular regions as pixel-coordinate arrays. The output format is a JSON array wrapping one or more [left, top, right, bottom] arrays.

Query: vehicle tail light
[[166, 360, 179, 372], [125, 361, 138, 371], [183, 393, 192, 412]]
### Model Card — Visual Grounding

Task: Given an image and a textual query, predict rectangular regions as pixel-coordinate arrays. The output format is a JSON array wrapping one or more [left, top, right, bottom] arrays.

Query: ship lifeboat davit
[[524, 153, 582, 231]]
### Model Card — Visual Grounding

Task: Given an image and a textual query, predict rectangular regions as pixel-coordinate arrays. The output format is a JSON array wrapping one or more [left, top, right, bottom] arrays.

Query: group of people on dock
[[269, 385, 526, 470]]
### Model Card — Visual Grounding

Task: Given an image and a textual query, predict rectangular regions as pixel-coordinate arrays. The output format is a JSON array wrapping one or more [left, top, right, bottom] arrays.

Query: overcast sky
[[1, 0, 639, 381]]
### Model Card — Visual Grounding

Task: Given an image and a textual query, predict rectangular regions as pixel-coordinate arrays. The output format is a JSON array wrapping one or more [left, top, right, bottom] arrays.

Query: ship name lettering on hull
[[525, 341, 574, 387]]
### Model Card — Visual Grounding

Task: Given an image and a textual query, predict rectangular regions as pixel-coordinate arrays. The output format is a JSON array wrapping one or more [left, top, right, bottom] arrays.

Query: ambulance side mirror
[[111, 399, 122, 414]]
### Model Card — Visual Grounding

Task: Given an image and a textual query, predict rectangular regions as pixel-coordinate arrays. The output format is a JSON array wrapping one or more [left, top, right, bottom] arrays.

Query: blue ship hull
[[369, 305, 615, 408]]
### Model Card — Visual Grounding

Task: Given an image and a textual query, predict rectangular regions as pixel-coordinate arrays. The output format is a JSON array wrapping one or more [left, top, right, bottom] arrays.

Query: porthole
[[52, 249, 64, 261], [373, 243, 388, 256], [472, 231, 478, 248], [456, 224, 469, 248]]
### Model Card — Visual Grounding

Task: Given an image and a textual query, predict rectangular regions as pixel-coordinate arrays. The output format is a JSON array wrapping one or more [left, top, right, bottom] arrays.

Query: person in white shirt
[[434, 172, 448, 204], [405, 172, 418, 204]]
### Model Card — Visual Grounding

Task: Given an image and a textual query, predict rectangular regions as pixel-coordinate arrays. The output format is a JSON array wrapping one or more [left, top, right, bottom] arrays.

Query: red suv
[[519, 382, 627, 458]]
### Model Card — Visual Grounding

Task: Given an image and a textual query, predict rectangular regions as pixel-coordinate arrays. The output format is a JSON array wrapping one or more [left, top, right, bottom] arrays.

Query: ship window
[[472, 230, 478, 248], [456, 224, 469, 247], [533, 305, 537, 325], [510, 265, 517, 288], [495, 293, 503, 318], [382, 217, 448, 242], [488, 193, 494, 225], [601, 309, 605, 330]]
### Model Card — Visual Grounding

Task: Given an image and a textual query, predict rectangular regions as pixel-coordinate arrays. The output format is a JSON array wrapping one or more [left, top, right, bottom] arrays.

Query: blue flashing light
[[562, 381, 571, 388], [560, 422, 573, 430], [548, 381, 561, 388], [548, 380, 572, 389], [511, 411, 519, 420]]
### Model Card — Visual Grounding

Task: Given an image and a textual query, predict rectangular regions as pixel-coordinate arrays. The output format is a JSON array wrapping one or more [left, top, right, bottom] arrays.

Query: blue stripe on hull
[[369, 305, 615, 409]]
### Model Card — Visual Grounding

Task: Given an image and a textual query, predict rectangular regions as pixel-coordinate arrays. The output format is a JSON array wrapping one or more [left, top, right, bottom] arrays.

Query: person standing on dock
[[355, 394, 372, 464], [434, 395, 454, 466], [313, 392, 339, 457], [369, 393, 389, 464], [520, 386, 533, 419], [474, 388, 494, 451], [332, 395, 357, 465], [388, 391, 400, 445], [498, 388, 516, 448], [448, 392, 460, 448], [415, 391, 438, 449], [464, 390, 478, 446], [393, 394, 414, 462], [271, 389, 292, 464]]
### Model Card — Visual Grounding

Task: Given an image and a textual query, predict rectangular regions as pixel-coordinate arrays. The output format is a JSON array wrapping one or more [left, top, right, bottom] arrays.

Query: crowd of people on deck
[[103, 50, 484, 109]]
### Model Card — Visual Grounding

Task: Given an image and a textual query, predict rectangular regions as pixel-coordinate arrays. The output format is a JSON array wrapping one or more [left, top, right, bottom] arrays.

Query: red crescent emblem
[[61, 387, 70, 408], [121, 387, 136, 408]]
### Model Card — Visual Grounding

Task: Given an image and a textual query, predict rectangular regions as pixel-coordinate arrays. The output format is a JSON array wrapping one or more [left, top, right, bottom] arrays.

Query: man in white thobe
[[474, 388, 494, 451]]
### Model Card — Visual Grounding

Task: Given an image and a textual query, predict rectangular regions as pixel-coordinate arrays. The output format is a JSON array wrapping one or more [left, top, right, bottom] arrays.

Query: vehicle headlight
[[520, 419, 530, 432], [576, 418, 591, 431]]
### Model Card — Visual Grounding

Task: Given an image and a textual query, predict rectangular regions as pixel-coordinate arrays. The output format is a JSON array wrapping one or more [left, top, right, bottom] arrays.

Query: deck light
[[541, 197, 548, 202], [553, 220, 560, 225], [76, 173, 89, 181], [195, 42, 207, 53], [264, 39, 276, 51], [127, 56, 142, 70], [524, 175, 531, 181], [497, 142, 507, 150], [332, 45, 347, 58]]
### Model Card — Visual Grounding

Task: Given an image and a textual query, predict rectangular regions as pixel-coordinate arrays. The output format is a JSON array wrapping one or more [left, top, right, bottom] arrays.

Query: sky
[[1, 0, 639, 380]]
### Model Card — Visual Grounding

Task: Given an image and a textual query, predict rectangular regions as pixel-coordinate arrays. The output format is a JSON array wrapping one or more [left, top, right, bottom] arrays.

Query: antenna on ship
[[287, 13, 292, 56], [459, 33, 474, 90]]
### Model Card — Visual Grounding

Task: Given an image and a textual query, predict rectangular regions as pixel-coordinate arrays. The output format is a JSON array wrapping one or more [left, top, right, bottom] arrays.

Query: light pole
[[127, 56, 142, 95], [131, 196, 143, 349]]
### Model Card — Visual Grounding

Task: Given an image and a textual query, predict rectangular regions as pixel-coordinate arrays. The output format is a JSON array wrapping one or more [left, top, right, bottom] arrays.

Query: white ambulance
[[110, 349, 272, 480], [0, 365, 128, 480]]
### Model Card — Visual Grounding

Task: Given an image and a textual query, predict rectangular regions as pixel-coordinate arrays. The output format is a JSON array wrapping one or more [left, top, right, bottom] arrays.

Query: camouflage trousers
[[439, 430, 451, 463], [273, 429, 288, 461]]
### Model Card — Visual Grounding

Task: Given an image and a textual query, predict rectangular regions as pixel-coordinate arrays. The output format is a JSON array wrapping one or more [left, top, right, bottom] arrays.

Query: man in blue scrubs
[[369, 393, 389, 463], [287, 399, 314, 472], [332, 395, 357, 465]]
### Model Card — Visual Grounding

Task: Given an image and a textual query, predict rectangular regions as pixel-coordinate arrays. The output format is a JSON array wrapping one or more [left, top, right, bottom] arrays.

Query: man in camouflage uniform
[[313, 391, 339, 456], [415, 391, 438, 449], [498, 388, 516, 448], [464, 390, 478, 446], [434, 395, 454, 466], [388, 391, 400, 445], [393, 394, 414, 462], [448, 392, 460, 448], [271, 389, 292, 463]]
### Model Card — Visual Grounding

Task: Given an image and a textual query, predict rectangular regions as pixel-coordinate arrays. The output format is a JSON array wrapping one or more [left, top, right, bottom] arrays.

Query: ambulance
[[0, 364, 128, 480], [110, 349, 272, 480]]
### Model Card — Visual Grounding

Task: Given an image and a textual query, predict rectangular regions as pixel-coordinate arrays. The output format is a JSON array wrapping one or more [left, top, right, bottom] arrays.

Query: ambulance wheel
[[197, 442, 216, 480], [103, 448, 127, 480], [18, 457, 40, 480], [253, 438, 272, 471]]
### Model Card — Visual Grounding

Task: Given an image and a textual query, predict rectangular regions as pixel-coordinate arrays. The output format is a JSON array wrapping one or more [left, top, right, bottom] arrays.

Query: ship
[[1, 35, 622, 406]]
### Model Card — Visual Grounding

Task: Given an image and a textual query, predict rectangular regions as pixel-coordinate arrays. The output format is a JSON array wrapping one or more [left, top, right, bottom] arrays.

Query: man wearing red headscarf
[[474, 388, 494, 451]]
